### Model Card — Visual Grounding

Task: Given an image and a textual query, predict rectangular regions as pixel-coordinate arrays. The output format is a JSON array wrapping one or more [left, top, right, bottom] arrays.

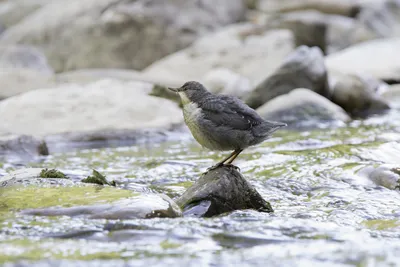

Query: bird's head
[[168, 81, 209, 105]]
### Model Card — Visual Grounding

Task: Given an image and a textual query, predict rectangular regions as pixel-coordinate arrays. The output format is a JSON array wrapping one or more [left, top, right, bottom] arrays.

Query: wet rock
[[256, 88, 350, 128], [0, 134, 48, 162], [0, 0, 246, 73], [245, 46, 330, 109], [143, 25, 295, 85], [22, 194, 181, 219], [325, 38, 400, 83], [0, 79, 183, 139], [176, 165, 273, 217], [0, 168, 72, 187], [358, 165, 400, 190], [330, 74, 390, 117], [257, 0, 361, 17], [0, 0, 54, 29], [1, 168, 182, 219], [202, 68, 252, 98], [382, 84, 400, 108]]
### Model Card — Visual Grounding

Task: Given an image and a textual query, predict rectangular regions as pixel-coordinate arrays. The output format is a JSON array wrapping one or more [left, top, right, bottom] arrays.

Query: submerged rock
[[0, 134, 48, 162], [0, 79, 183, 140], [176, 165, 273, 217], [331, 74, 390, 117], [0, 0, 246, 72], [256, 88, 350, 128], [1, 168, 182, 219], [245, 46, 330, 109], [143, 25, 295, 85], [358, 165, 400, 190], [22, 194, 181, 219], [325, 38, 400, 83]]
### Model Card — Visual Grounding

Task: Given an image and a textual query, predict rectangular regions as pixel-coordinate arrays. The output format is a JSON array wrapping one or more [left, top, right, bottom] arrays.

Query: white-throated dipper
[[169, 81, 286, 169]]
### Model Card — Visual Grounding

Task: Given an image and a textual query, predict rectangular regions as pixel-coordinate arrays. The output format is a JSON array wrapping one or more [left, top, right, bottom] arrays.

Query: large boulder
[[0, 0, 54, 28], [256, 88, 350, 128], [245, 46, 330, 109], [0, 79, 183, 140], [143, 25, 295, 85], [0, 69, 54, 100], [330, 73, 390, 117], [0, 0, 246, 73], [0, 45, 54, 99], [267, 10, 364, 54], [325, 38, 400, 83]]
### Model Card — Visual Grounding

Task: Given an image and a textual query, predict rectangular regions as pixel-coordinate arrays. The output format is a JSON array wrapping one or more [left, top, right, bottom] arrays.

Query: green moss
[[39, 168, 67, 179], [363, 219, 400, 230], [0, 185, 134, 211], [81, 169, 116, 186]]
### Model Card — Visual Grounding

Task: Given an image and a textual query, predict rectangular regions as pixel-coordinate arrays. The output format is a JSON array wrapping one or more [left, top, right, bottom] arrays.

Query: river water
[[1, 110, 400, 266]]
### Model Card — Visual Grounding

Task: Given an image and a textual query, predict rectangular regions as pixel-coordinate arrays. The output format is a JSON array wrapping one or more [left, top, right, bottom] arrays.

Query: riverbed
[[1, 110, 400, 266]]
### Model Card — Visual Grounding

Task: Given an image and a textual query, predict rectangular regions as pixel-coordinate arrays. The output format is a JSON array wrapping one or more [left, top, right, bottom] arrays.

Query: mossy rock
[[81, 169, 116, 186]]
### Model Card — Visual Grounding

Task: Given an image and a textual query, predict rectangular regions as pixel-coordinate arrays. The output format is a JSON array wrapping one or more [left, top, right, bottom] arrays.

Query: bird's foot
[[202, 163, 224, 175], [202, 163, 240, 175], [225, 164, 240, 171]]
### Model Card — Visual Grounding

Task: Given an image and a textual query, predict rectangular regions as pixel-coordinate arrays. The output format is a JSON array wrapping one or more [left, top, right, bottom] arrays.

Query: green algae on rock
[[81, 169, 116, 186], [0, 185, 134, 211], [39, 168, 67, 179]]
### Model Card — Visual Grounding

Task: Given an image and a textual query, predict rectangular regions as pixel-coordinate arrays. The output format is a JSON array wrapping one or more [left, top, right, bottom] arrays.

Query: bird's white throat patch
[[179, 92, 202, 122]]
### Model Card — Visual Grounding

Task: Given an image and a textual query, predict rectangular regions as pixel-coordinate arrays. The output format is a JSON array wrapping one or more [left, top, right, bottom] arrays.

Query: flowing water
[[1, 110, 400, 266]]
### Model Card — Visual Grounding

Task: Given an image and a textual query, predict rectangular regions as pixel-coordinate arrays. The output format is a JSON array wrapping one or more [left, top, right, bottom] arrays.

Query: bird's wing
[[199, 95, 263, 130]]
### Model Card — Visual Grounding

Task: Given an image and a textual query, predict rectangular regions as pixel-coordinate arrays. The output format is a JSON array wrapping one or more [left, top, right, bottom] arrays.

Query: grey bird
[[169, 81, 286, 169]]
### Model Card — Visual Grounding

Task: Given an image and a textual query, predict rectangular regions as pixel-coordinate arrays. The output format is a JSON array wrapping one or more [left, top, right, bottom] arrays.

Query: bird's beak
[[168, 87, 180, 93]]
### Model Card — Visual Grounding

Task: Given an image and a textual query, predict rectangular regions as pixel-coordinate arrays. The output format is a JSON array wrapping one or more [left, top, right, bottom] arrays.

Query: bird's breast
[[182, 102, 217, 149], [183, 102, 203, 128]]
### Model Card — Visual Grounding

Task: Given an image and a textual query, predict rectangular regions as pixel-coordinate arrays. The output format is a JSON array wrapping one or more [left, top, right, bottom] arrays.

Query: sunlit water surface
[[1, 110, 400, 266]]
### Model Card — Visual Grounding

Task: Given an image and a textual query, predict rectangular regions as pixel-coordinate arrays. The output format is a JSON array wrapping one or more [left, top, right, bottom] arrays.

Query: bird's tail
[[254, 120, 287, 137]]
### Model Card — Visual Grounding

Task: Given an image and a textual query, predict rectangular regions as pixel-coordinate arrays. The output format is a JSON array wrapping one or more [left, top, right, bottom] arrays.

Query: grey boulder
[[0, 0, 246, 72], [256, 88, 350, 128], [245, 46, 330, 109]]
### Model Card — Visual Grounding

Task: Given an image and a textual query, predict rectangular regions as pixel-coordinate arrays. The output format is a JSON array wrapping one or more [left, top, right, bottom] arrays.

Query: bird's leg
[[226, 149, 243, 164], [225, 149, 243, 170], [205, 150, 238, 173]]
